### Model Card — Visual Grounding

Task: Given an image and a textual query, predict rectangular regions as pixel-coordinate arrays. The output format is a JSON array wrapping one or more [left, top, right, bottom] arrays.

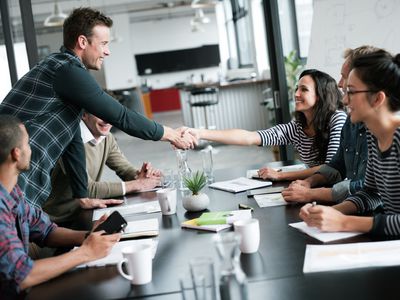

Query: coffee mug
[[233, 218, 260, 254], [117, 244, 153, 285], [156, 188, 177, 215]]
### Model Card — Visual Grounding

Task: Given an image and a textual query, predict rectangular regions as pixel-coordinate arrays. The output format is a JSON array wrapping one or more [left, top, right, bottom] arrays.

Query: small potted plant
[[182, 171, 210, 212]]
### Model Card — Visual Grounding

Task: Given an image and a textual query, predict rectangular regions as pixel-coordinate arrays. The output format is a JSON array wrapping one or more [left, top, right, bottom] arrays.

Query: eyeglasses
[[342, 88, 378, 99]]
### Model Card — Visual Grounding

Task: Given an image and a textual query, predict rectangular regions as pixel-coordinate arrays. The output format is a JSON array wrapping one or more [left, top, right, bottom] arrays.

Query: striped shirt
[[346, 128, 400, 236], [257, 110, 347, 167]]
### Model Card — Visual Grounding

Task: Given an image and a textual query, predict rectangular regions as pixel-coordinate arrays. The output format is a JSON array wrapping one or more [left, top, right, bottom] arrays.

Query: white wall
[[103, 13, 137, 90]]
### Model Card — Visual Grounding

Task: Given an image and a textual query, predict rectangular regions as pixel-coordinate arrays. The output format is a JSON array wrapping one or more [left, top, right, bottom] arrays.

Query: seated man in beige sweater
[[44, 112, 161, 224]]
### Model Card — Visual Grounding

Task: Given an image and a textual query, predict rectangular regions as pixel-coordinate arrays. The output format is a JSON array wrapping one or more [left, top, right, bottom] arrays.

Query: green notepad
[[196, 210, 252, 226], [197, 211, 233, 225]]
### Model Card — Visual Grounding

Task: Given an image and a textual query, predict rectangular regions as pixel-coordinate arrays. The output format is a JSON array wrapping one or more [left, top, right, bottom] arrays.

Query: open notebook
[[209, 177, 272, 193], [122, 218, 159, 239]]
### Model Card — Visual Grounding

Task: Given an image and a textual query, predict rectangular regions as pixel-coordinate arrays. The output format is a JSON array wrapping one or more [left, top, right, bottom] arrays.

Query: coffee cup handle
[[117, 258, 134, 281]]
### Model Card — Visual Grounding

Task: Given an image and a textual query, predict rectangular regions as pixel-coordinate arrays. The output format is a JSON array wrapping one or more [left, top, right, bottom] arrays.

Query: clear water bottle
[[214, 232, 248, 300], [176, 150, 192, 190]]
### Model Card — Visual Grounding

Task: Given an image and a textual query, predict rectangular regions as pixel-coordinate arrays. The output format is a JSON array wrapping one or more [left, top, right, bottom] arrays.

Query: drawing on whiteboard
[[324, 36, 345, 67], [374, 0, 397, 19]]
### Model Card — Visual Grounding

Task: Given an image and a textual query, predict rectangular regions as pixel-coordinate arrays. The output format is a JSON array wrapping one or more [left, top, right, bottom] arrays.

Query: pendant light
[[44, 1, 67, 27]]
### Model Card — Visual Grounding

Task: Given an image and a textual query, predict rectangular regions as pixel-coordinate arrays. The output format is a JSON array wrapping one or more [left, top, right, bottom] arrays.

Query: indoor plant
[[182, 171, 210, 212]]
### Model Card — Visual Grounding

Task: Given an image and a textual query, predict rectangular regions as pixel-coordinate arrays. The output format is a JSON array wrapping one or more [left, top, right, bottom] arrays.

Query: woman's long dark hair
[[295, 69, 344, 164]]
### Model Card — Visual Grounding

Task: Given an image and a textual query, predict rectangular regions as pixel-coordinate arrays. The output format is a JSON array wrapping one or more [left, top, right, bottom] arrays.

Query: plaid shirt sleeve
[[0, 187, 56, 291], [24, 199, 58, 247], [0, 205, 32, 291]]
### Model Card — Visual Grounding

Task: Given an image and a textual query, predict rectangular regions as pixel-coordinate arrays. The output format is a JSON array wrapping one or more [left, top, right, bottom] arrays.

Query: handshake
[[164, 126, 201, 150]]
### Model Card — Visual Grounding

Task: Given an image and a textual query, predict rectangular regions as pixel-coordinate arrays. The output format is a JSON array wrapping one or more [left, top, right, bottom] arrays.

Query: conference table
[[27, 162, 400, 300]]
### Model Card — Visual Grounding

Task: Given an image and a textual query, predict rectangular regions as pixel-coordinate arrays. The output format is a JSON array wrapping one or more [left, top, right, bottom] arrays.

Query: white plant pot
[[182, 193, 210, 212]]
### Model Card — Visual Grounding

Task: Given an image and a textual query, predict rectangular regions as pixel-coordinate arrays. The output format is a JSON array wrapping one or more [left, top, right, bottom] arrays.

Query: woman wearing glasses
[[300, 49, 400, 236], [184, 69, 347, 181]]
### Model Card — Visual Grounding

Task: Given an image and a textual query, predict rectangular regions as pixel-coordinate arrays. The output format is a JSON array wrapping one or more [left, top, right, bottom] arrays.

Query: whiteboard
[[306, 0, 400, 81]]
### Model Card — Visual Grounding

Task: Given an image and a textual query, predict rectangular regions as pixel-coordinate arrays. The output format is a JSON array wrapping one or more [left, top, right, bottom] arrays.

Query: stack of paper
[[246, 164, 307, 179], [209, 177, 272, 193], [289, 221, 363, 243], [77, 239, 158, 268], [254, 194, 288, 208], [122, 218, 159, 239], [303, 240, 400, 273], [92, 201, 161, 221]]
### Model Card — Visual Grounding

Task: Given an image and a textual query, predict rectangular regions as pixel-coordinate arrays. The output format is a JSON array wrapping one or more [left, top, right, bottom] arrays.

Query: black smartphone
[[94, 211, 128, 234]]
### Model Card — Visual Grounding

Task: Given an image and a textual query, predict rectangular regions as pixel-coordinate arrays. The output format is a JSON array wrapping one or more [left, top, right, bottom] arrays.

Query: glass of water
[[201, 145, 214, 183]]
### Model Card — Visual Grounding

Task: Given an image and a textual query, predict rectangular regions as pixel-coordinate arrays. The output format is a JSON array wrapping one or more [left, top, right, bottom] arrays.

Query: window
[[222, 0, 254, 68], [295, 0, 313, 58], [0, 0, 29, 101]]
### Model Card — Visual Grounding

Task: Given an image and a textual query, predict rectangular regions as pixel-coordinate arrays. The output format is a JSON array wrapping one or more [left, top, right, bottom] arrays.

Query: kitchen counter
[[178, 78, 272, 130]]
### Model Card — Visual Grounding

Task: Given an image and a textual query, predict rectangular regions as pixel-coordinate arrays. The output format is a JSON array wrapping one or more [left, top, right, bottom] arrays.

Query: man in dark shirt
[[0, 115, 119, 295], [282, 46, 380, 203], [0, 7, 196, 209]]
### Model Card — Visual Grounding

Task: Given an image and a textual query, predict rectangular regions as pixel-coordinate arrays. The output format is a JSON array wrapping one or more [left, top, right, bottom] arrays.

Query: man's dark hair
[[0, 115, 23, 164], [63, 7, 113, 50]]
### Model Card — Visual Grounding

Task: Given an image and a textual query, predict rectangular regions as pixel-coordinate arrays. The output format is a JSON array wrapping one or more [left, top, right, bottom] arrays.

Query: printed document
[[303, 240, 400, 273], [92, 201, 161, 221], [247, 164, 307, 178], [76, 239, 158, 268], [254, 194, 288, 207]]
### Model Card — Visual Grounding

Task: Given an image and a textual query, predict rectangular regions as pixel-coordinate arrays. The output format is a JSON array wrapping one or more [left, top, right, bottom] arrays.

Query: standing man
[[44, 112, 162, 224], [282, 46, 380, 203], [0, 7, 196, 209], [0, 115, 119, 295]]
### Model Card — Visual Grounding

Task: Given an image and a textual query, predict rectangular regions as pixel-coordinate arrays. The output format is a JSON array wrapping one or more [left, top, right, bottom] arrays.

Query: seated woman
[[186, 69, 347, 181], [300, 50, 400, 237]]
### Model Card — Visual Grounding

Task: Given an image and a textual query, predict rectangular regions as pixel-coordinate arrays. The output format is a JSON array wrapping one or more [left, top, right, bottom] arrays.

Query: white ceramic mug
[[233, 218, 260, 254], [156, 188, 177, 215], [117, 244, 153, 285]]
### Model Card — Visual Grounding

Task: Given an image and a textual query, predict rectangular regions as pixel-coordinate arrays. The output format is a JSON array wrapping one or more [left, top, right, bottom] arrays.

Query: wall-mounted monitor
[[135, 44, 220, 75]]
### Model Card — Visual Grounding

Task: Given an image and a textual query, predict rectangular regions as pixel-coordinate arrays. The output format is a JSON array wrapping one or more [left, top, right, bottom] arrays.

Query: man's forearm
[[44, 227, 86, 248], [334, 201, 358, 215], [308, 187, 333, 203], [306, 173, 328, 187], [20, 247, 90, 290]]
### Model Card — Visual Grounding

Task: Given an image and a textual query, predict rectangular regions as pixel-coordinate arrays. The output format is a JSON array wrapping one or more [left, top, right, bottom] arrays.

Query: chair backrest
[[189, 87, 219, 106]]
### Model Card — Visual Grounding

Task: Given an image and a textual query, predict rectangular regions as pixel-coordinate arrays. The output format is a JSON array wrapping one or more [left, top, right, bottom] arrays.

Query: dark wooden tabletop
[[26, 162, 399, 300]]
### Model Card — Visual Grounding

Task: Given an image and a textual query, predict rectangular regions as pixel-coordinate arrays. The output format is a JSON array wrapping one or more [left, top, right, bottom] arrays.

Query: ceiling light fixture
[[192, 8, 210, 24], [44, 1, 67, 27], [191, 0, 216, 8]]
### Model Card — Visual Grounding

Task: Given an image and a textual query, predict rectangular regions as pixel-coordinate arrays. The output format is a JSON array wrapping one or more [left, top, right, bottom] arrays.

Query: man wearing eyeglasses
[[282, 46, 381, 203]]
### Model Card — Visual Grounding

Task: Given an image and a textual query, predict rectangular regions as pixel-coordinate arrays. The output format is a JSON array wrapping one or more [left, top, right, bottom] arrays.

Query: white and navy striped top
[[347, 128, 400, 236], [257, 111, 347, 167]]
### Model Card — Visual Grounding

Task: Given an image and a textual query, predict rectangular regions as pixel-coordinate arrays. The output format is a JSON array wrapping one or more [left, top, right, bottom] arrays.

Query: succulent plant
[[183, 171, 207, 195]]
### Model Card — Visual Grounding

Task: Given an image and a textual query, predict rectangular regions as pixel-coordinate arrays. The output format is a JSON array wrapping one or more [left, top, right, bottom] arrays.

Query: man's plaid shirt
[[0, 48, 163, 208], [0, 49, 83, 207]]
